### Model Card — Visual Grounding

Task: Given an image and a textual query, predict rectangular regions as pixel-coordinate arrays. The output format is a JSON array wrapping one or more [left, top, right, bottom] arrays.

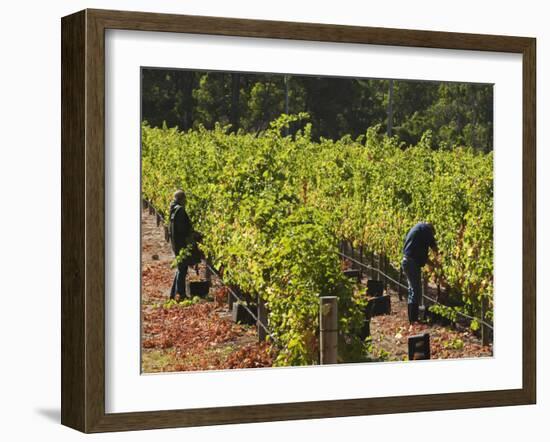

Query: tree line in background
[[142, 69, 493, 151]]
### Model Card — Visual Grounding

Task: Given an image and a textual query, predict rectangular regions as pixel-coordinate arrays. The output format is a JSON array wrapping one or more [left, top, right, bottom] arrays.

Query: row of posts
[[143, 199, 171, 242], [234, 240, 490, 361], [144, 200, 488, 363], [237, 241, 489, 358], [341, 240, 490, 346], [144, 198, 258, 337], [342, 241, 405, 299], [255, 294, 338, 365], [144, 197, 337, 363], [230, 286, 336, 364]]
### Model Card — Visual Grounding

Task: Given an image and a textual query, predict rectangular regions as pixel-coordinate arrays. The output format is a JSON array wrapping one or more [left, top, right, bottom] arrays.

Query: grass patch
[[142, 349, 180, 372]]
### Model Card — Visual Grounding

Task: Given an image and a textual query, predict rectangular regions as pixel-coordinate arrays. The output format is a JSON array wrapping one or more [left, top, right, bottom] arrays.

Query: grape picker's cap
[[174, 189, 186, 204]]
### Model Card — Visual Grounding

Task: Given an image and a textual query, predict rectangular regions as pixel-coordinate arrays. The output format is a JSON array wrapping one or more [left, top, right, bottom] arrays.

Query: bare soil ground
[[349, 261, 493, 361], [141, 208, 275, 373], [368, 292, 492, 361]]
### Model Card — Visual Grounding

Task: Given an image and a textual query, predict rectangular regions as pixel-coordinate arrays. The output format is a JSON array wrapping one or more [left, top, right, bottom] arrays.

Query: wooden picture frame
[[61, 8, 536, 433]]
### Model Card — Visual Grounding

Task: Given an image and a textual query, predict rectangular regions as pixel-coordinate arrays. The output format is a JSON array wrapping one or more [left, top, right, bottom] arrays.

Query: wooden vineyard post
[[319, 296, 338, 364], [198, 259, 210, 281], [382, 254, 386, 288], [378, 252, 386, 290], [228, 285, 242, 312], [481, 297, 490, 347], [370, 251, 375, 279], [156, 213, 161, 227], [422, 273, 431, 321], [359, 246, 364, 279], [228, 291, 234, 311], [204, 260, 212, 283], [257, 295, 268, 342], [398, 268, 404, 301], [383, 254, 389, 292], [421, 273, 427, 308]]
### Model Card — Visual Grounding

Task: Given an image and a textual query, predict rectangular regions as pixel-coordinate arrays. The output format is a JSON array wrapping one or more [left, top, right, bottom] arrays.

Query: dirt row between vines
[[368, 291, 492, 362], [141, 207, 492, 373], [141, 207, 275, 373]]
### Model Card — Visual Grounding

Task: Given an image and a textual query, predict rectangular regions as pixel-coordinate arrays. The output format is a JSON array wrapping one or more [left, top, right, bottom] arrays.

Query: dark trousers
[[402, 256, 421, 305], [170, 261, 188, 300]]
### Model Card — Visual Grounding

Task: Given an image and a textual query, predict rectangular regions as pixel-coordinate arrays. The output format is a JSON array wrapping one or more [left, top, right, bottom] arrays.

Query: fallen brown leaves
[[142, 262, 173, 303], [221, 342, 277, 369], [370, 301, 493, 361], [214, 286, 229, 308], [142, 299, 278, 372], [143, 302, 240, 349]]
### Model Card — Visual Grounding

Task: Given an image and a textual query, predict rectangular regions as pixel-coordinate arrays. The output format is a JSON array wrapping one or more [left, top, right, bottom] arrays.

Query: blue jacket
[[402, 222, 437, 267]]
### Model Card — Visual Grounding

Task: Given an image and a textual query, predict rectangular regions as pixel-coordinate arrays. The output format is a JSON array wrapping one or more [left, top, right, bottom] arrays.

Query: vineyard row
[[141, 116, 493, 365]]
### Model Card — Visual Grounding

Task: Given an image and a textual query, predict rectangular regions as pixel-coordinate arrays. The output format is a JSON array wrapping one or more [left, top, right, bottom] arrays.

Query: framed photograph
[[61, 9, 536, 433]]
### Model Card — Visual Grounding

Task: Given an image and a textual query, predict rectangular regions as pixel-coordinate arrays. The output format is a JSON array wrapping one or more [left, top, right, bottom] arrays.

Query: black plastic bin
[[366, 279, 384, 297], [187, 280, 210, 297], [232, 302, 256, 326], [408, 333, 430, 360], [343, 268, 361, 282]]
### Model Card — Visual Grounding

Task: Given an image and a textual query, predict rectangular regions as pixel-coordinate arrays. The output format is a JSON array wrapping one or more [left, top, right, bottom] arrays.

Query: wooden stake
[[359, 246, 364, 279], [227, 292, 234, 311], [204, 260, 212, 283], [383, 254, 388, 292], [228, 285, 242, 312], [421, 274, 427, 308], [257, 295, 268, 342], [320, 296, 338, 364], [481, 297, 490, 346]]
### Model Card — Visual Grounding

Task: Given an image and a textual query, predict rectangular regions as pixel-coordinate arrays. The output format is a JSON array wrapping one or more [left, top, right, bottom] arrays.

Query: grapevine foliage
[[142, 116, 493, 365]]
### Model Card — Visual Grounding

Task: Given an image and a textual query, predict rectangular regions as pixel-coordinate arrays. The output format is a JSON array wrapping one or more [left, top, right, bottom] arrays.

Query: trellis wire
[[205, 263, 280, 344], [338, 250, 493, 331]]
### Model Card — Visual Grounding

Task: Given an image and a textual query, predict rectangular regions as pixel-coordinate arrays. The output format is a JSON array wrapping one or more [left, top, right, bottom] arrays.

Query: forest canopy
[[141, 69, 493, 152]]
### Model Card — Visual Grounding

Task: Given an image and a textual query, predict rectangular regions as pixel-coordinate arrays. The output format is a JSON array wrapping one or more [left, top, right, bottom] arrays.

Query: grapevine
[[142, 116, 493, 365]]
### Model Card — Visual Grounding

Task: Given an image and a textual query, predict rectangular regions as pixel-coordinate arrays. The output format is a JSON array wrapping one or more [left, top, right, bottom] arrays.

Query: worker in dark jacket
[[169, 190, 193, 300], [401, 222, 438, 323]]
